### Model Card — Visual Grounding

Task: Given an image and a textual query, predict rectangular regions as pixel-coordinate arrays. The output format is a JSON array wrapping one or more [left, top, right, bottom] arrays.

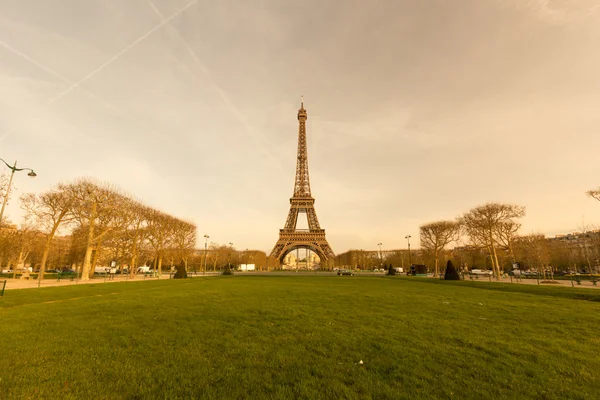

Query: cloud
[[495, 0, 600, 25]]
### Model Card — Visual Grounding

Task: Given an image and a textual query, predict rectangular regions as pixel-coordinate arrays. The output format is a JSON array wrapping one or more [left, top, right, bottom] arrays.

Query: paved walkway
[[450, 274, 600, 289], [233, 270, 600, 289], [1, 272, 219, 291], [2, 271, 597, 290]]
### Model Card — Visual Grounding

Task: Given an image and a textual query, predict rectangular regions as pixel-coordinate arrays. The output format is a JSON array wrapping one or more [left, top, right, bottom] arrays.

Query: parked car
[[61, 269, 77, 274], [45, 269, 60, 274], [471, 269, 493, 276], [1, 268, 13, 274], [337, 269, 354, 276], [522, 271, 539, 277]]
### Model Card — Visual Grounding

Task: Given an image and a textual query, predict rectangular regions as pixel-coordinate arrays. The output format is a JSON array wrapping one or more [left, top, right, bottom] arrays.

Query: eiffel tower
[[270, 98, 335, 264]]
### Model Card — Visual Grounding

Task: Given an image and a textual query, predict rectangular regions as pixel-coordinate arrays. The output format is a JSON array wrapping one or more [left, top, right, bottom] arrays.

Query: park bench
[[591, 278, 598, 286], [57, 273, 75, 282]]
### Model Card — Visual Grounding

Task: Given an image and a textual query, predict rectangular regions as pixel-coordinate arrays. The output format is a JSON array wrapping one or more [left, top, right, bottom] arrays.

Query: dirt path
[[447, 274, 600, 289], [1, 272, 219, 291]]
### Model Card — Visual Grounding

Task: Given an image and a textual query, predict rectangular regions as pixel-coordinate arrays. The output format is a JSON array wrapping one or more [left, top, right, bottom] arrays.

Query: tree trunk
[[80, 208, 96, 281], [492, 247, 501, 279], [81, 246, 94, 281], [434, 255, 439, 277], [12, 251, 22, 279], [89, 247, 101, 279], [38, 238, 52, 282], [130, 254, 137, 278], [157, 255, 163, 277], [488, 231, 501, 279], [129, 237, 138, 278]]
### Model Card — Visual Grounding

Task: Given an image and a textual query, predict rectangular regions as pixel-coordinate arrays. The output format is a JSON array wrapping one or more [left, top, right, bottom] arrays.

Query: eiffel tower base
[[270, 229, 335, 266]]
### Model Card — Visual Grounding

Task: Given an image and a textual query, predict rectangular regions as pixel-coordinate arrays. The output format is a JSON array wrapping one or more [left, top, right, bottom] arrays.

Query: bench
[[57, 273, 75, 282]]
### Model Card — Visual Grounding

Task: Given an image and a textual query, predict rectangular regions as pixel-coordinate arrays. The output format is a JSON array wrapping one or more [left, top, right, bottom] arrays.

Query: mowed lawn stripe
[[0, 276, 598, 399]]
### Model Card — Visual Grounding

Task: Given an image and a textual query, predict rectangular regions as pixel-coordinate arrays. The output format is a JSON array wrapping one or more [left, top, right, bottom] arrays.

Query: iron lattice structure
[[270, 100, 335, 264]]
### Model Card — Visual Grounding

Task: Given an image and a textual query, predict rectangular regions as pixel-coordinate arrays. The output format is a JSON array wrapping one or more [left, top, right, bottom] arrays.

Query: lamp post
[[203, 234, 209, 275], [377, 242, 383, 269], [0, 158, 37, 226], [405, 235, 412, 267]]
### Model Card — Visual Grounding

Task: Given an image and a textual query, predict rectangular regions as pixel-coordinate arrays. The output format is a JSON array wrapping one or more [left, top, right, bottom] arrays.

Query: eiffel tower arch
[[270, 99, 335, 265]]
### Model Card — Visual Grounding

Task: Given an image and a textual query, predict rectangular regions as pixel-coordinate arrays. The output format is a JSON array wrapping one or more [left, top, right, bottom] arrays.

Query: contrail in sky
[[0, 0, 198, 142], [47, 0, 199, 105], [0, 40, 124, 116], [147, 0, 287, 178], [0, 40, 169, 141]]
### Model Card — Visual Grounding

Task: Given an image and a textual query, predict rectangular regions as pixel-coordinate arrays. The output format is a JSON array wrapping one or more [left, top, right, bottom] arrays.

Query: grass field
[[1, 276, 599, 399]]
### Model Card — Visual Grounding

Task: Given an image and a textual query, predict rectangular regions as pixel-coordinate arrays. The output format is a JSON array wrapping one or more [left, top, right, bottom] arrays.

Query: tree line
[[420, 187, 600, 278], [0, 178, 196, 281], [337, 187, 600, 278]]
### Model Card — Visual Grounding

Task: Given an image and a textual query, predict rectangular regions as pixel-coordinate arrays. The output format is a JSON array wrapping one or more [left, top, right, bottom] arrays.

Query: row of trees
[[336, 203, 526, 278], [0, 179, 196, 281], [419, 189, 600, 278], [419, 203, 525, 278], [191, 246, 280, 272], [338, 191, 600, 278]]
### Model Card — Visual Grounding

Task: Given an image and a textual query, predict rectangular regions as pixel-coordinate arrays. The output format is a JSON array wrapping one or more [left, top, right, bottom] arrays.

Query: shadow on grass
[[391, 277, 600, 302]]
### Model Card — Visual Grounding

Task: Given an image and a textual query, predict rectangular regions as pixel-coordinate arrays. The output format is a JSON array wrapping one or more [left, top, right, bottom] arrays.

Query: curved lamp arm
[[0, 157, 37, 176]]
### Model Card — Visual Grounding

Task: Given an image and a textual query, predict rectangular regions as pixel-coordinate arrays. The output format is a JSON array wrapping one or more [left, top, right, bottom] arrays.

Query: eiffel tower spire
[[294, 95, 311, 197], [270, 98, 335, 265]]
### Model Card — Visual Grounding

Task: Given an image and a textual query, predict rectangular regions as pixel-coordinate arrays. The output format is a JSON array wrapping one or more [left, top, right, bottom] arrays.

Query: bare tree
[[119, 202, 151, 277], [147, 211, 175, 277], [11, 223, 43, 278], [460, 203, 525, 279], [586, 188, 600, 202], [420, 220, 460, 276], [517, 234, 551, 278], [66, 180, 129, 281], [20, 188, 74, 280], [172, 220, 196, 271], [0, 226, 20, 271], [207, 243, 227, 271], [495, 220, 521, 265], [0, 172, 16, 227]]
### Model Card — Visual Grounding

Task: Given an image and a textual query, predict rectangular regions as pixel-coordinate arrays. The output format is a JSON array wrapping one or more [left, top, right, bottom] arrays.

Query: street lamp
[[0, 158, 37, 226], [203, 234, 209, 275], [377, 242, 383, 269], [405, 235, 412, 267]]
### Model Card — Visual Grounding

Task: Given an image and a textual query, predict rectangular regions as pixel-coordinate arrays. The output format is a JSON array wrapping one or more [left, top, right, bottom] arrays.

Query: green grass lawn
[[1, 276, 599, 399]]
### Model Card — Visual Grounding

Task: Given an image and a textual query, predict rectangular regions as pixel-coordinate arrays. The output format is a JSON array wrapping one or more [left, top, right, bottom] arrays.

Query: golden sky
[[1, 0, 599, 251]]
